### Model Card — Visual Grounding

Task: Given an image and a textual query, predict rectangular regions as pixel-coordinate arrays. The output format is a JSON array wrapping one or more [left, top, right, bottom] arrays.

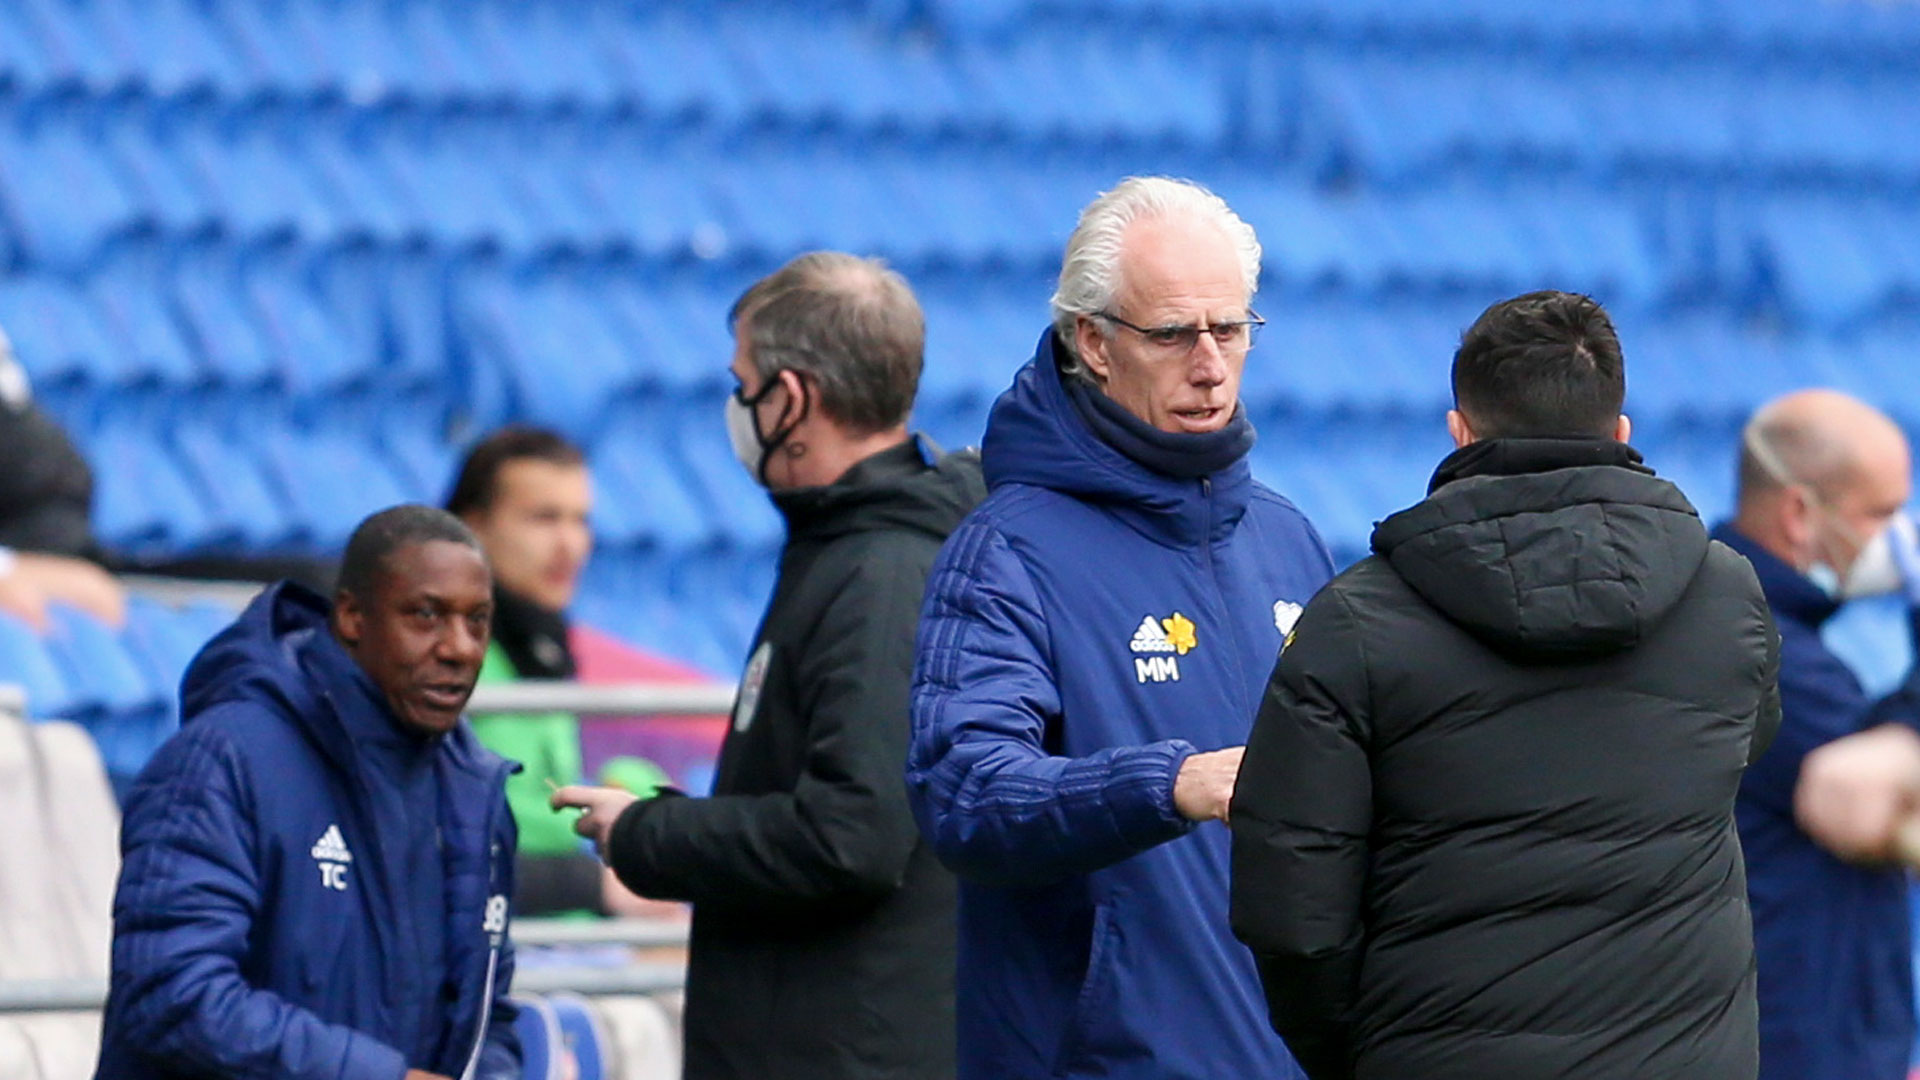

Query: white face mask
[[724, 372, 805, 487], [725, 393, 765, 482], [1808, 520, 1901, 600]]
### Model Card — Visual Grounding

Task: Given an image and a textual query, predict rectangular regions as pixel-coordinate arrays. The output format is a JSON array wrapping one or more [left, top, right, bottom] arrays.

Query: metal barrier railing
[[0, 665, 722, 1016], [0, 917, 693, 1013], [465, 680, 733, 716]]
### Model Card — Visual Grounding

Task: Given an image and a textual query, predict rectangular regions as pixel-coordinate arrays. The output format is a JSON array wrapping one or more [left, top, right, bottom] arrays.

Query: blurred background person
[[556, 251, 983, 1080], [907, 177, 1333, 1080], [447, 425, 667, 918], [0, 323, 124, 629], [1717, 389, 1920, 1080], [1796, 722, 1920, 864]]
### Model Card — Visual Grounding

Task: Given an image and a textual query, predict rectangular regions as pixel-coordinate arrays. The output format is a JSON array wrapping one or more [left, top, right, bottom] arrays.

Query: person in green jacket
[[449, 426, 667, 916]]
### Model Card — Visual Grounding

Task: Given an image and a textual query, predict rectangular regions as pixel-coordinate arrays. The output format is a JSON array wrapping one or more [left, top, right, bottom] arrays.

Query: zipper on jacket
[[1197, 475, 1254, 709]]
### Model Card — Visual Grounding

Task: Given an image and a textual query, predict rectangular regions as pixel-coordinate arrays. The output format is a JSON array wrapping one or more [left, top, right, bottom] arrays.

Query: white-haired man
[[907, 177, 1332, 1079]]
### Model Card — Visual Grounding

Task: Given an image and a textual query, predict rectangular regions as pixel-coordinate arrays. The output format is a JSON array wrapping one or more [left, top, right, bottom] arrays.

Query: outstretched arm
[[906, 521, 1200, 890]]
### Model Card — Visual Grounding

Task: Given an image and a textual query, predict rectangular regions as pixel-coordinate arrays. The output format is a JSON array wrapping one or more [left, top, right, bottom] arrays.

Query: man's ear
[[1075, 317, 1112, 382], [774, 368, 811, 429], [334, 591, 364, 647], [1446, 409, 1476, 449], [1613, 414, 1632, 444]]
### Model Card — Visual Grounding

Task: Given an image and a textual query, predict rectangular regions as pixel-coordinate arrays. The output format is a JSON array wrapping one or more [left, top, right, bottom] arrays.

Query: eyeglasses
[[1091, 310, 1266, 354]]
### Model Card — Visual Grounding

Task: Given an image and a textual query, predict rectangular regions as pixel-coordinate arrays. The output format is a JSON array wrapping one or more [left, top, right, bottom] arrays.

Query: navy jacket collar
[[1712, 521, 1841, 627], [982, 329, 1254, 549]]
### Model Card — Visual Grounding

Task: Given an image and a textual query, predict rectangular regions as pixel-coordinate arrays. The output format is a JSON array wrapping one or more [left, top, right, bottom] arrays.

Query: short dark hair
[[444, 426, 585, 518], [338, 505, 484, 602], [1452, 291, 1626, 440], [728, 252, 923, 434]]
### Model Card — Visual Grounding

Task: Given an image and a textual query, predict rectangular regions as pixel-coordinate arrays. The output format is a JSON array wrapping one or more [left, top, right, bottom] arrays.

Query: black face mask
[[726, 371, 810, 487]]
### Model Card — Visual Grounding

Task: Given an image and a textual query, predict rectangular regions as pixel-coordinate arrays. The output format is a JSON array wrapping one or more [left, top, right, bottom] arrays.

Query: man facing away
[[1717, 389, 1920, 1080], [907, 176, 1333, 1080], [95, 505, 520, 1080], [555, 252, 983, 1080], [1231, 290, 1780, 1080]]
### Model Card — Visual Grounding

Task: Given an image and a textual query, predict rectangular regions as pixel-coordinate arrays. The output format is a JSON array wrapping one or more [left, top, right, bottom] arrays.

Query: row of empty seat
[[968, 0, 1920, 56], [9, 235, 1920, 415], [0, 0, 1907, 682], [514, 992, 679, 1080], [6, 0, 1920, 117], [4, 108, 1920, 313]]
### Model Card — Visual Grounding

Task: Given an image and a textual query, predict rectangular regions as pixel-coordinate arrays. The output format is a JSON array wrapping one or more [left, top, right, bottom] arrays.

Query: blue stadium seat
[[170, 247, 283, 386], [0, 611, 80, 719], [86, 252, 207, 386], [378, 412, 457, 505], [253, 419, 416, 551], [241, 253, 380, 398], [5, 0, 1920, 687], [667, 547, 777, 674], [0, 3, 58, 91], [116, 0, 252, 98], [915, 400, 990, 459], [0, 119, 141, 267], [916, 282, 1033, 411], [18, 0, 143, 94], [100, 108, 220, 240], [544, 994, 612, 1080], [44, 605, 156, 718], [121, 596, 220, 705], [0, 275, 127, 387], [591, 405, 724, 551], [570, 549, 685, 662], [1255, 416, 1451, 565], [622, 9, 759, 126], [1753, 196, 1908, 327], [1245, 299, 1461, 415], [512, 997, 566, 1080], [171, 416, 304, 550], [89, 420, 220, 552]]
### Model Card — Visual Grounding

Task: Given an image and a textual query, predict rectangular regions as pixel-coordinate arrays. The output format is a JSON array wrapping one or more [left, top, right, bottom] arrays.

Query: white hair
[[1049, 176, 1263, 379]]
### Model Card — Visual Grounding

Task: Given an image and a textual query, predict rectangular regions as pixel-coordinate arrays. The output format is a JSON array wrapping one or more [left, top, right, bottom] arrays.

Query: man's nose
[[439, 620, 485, 663], [1189, 334, 1228, 386]]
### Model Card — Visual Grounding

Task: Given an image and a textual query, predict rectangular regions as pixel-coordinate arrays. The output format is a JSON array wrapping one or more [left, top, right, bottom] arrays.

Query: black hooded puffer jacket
[[1232, 438, 1781, 1080]]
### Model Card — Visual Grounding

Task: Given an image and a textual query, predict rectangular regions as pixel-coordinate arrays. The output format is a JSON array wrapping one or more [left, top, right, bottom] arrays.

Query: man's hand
[[404, 1071, 452, 1080], [1795, 724, 1920, 864], [0, 571, 48, 630], [550, 784, 639, 853], [15, 553, 126, 628], [1173, 746, 1245, 823]]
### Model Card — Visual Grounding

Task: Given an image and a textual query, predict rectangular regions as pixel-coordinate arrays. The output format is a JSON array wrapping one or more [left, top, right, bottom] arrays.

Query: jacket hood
[[981, 329, 1254, 548], [1371, 439, 1710, 660], [774, 436, 986, 545], [180, 581, 505, 776], [181, 581, 333, 726]]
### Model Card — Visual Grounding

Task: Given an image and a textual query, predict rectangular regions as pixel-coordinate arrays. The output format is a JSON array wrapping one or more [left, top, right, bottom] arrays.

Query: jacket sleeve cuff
[[605, 789, 689, 893], [1112, 739, 1199, 842], [339, 1030, 408, 1080]]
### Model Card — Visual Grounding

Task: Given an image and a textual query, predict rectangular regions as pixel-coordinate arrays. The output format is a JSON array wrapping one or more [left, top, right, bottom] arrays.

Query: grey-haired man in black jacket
[[554, 252, 983, 1080]]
